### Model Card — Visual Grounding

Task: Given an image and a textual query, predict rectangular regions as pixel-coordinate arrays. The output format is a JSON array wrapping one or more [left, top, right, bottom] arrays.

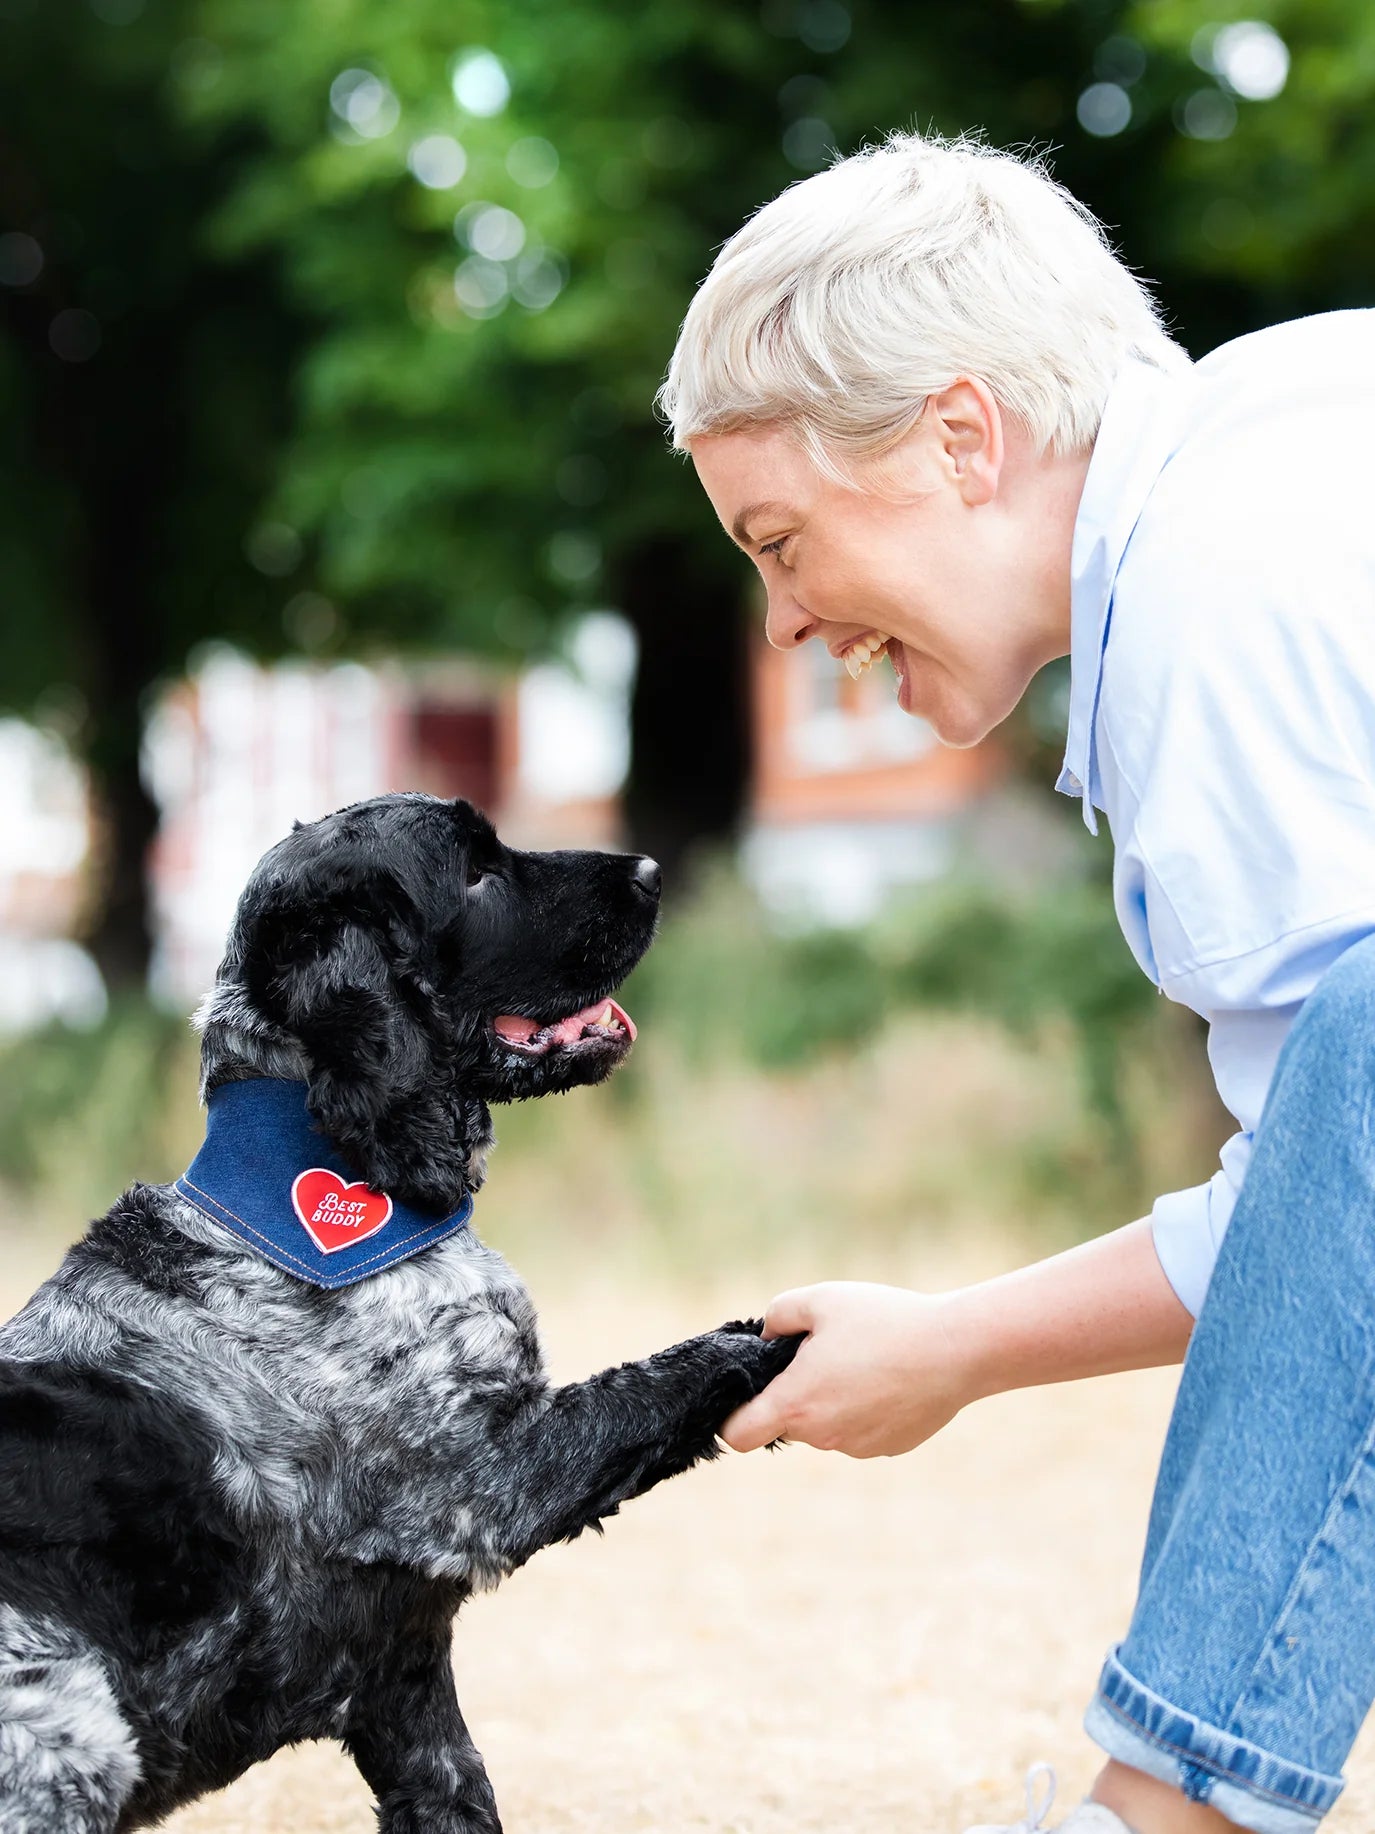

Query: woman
[[658, 132, 1375, 1834]]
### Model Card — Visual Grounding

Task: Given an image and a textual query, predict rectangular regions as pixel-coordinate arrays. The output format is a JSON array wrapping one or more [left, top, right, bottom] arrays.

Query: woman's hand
[[720, 1281, 980, 1458], [720, 1221, 1194, 1459]]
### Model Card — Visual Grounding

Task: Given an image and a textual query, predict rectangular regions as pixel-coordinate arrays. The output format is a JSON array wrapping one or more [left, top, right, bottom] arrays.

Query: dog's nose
[[632, 856, 662, 902]]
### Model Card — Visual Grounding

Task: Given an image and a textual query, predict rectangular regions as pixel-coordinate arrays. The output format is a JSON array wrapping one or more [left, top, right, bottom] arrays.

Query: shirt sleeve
[[1151, 1171, 1237, 1320], [1140, 919, 1375, 1316]]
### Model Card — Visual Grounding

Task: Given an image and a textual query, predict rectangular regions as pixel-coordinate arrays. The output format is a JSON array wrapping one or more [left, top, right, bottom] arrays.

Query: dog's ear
[[244, 893, 486, 1215]]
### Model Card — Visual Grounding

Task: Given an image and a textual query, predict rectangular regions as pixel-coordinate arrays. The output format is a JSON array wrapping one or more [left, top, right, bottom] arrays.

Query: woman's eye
[[758, 536, 789, 559]]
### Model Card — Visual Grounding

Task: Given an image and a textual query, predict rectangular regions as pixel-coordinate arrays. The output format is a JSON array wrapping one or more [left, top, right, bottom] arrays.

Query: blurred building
[[0, 617, 1033, 1029], [145, 617, 635, 1007], [0, 719, 105, 1033], [741, 638, 1006, 926]]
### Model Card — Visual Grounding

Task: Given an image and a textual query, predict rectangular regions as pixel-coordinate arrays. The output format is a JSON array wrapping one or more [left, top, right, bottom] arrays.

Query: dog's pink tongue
[[492, 1014, 540, 1042], [493, 999, 637, 1045], [546, 998, 636, 1044]]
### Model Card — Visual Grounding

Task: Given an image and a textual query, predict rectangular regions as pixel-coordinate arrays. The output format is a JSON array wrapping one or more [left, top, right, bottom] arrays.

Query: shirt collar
[[1058, 356, 1193, 834]]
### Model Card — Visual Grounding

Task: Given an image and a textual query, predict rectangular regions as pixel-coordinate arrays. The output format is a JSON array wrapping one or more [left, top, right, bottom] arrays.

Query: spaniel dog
[[0, 794, 796, 1833]]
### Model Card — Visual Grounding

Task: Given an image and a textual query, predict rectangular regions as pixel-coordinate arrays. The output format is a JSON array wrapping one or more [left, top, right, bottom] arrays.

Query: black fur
[[0, 794, 798, 1832]]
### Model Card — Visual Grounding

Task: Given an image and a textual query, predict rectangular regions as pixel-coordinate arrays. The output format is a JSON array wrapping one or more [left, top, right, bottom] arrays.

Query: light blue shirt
[[1060, 309, 1375, 1317]]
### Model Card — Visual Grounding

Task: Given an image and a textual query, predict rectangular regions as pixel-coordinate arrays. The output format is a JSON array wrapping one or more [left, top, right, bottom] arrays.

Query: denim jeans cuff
[[1085, 1646, 1343, 1834]]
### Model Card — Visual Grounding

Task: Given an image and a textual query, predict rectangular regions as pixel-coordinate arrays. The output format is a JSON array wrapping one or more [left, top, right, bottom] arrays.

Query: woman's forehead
[[690, 427, 818, 539]]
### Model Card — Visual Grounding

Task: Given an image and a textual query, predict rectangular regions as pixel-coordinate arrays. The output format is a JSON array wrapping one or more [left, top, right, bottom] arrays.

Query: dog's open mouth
[[491, 998, 636, 1057]]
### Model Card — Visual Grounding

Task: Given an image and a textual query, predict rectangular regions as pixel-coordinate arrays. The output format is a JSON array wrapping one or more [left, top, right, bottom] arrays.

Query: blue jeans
[[1084, 931, 1375, 1833]]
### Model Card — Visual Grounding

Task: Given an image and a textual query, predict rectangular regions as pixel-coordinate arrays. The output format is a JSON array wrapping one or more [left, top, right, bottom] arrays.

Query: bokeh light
[[244, 522, 303, 578], [782, 116, 834, 171], [407, 134, 467, 189], [1077, 82, 1132, 137], [1212, 21, 1290, 100], [465, 204, 526, 262], [512, 249, 566, 311], [760, 0, 850, 52], [507, 137, 559, 188], [451, 49, 510, 117], [1178, 87, 1238, 140], [0, 232, 43, 287], [1092, 35, 1147, 87], [169, 37, 223, 93], [797, 0, 850, 53], [329, 69, 400, 140], [547, 530, 601, 584], [282, 592, 339, 651], [556, 455, 607, 507], [48, 309, 101, 362], [453, 255, 509, 318]]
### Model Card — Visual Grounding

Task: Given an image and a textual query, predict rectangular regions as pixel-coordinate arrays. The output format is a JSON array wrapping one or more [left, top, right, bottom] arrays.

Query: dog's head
[[197, 794, 660, 1213]]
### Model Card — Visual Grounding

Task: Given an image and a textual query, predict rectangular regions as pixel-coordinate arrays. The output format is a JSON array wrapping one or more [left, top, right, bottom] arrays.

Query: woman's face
[[690, 388, 1083, 748]]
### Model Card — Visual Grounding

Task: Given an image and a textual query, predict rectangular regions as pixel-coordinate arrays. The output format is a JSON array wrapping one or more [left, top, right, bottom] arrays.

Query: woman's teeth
[[843, 633, 888, 679]]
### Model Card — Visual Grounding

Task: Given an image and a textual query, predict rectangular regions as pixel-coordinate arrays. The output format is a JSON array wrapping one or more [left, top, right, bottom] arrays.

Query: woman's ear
[[244, 899, 483, 1215], [927, 376, 1004, 506]]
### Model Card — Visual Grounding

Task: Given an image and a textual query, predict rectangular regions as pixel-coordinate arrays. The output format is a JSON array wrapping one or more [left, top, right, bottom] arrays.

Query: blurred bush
[[627, 870, 1168, 1138], [0, 997, 202, 1225], [0, 875, 1221, 1263]]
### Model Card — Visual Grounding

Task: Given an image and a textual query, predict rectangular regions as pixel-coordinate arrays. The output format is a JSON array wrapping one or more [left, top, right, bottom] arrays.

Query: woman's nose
[[764, 586, 821, 652]]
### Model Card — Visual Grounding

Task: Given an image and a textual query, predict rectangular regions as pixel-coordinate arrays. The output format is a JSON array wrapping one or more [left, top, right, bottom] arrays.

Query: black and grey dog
[[0, 793, 797, 1833]]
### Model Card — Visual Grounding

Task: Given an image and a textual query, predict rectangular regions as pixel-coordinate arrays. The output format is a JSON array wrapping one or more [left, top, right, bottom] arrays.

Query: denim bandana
[[175, 1078, 474, 1289]]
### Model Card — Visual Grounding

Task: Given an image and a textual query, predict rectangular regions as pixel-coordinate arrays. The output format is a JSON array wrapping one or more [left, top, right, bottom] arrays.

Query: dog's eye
[[465, 860, 487, 890]]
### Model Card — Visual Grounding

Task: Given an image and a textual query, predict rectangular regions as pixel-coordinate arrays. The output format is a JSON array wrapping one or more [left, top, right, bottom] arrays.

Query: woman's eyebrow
[[731, 500, 792, 546]]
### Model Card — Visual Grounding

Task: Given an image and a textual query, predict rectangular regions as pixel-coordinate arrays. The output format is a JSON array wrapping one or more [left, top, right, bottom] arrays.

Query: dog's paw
[[713, 1316, 766, 1337], [706, 1321, 803, 1401], [712, 1318, 801, 1373]]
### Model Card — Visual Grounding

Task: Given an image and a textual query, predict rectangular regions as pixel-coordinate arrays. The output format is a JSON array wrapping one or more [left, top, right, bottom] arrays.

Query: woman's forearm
[[722, 1217, 1194, 1457], [946, 1215, 1193, 1400]]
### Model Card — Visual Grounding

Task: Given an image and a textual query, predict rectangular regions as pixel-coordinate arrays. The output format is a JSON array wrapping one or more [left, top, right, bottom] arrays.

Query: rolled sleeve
[[1146, 937, 1375, 1312], [1151, 1164, 1243, 1318]]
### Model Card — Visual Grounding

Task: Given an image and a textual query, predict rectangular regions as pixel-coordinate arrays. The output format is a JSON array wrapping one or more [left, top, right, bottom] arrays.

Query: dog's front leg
[[344, 1628, 501, 1834], [485, 1320, 800, 1565]]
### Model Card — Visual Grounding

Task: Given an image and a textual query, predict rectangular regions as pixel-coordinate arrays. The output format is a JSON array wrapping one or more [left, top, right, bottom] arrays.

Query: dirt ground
[[7, 1244, 1375, 1834]]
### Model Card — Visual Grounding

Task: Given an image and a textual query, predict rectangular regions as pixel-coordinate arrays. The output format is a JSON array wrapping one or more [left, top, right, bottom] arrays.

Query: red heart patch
[[291, 1168, 394, 1255]]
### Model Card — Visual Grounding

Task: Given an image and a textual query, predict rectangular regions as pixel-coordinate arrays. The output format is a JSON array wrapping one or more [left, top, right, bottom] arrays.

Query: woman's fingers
[[760, 1285, 820, 1340], [721, 1382, 792, 1453], [721, 1287, 825, 1450]]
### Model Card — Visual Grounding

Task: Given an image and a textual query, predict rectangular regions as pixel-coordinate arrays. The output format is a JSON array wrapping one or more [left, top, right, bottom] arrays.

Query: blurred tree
[[0, 0, 309, 986], [2, 0, 1372, 985]]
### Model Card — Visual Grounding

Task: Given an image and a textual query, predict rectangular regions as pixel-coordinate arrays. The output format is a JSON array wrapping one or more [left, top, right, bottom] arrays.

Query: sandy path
[[6, 1249, 1374, 1832]]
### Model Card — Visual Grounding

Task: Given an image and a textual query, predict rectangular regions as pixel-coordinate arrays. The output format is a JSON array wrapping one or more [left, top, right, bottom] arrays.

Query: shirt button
[[1065, 771, 1082, 793]]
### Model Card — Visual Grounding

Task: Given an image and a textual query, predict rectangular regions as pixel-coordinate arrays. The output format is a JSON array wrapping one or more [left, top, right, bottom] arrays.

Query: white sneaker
[[963, 1765, 1136, 1833]]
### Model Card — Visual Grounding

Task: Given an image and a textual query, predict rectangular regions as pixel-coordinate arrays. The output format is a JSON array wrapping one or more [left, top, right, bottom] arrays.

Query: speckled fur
[[0, 795, 798, 1832]]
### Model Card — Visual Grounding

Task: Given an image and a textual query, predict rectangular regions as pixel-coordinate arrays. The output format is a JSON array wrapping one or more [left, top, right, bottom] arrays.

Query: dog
[[0, 793, 798, 1833]]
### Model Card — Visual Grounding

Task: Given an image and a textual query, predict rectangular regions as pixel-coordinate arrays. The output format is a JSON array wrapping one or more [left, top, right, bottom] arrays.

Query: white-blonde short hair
[[659, 131, 1190, 474]]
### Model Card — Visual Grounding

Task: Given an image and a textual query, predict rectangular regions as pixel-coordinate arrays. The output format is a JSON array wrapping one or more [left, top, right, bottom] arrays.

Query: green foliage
[[10, 0, 1375, 700], [624, 871, 1164, 1158], [0, 999, 200, 1221], [5, 0, 1375, 974]]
